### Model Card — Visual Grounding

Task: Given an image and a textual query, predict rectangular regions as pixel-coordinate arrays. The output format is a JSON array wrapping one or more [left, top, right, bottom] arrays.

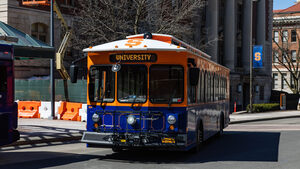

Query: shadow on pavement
[[97, 131, 280, 164], [0, 131, 280, 168]]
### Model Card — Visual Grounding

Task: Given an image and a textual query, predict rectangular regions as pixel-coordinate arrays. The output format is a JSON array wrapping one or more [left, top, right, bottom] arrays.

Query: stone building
[[0, 0, 75, 79], [272, 1, 300, 94], [197, 0, 273, 111]]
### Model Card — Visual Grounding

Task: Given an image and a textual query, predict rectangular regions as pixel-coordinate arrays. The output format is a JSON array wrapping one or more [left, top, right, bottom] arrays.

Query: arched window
[[31, 23, 48, 43]]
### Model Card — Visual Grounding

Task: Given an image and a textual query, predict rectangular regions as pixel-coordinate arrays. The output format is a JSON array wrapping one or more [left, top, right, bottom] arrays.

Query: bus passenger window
[[207, 72, 211, 102], [197, 71, 201, 103], [89, 66, 115, 103], [0, 66, 7, 93], [201, 71, 205, 103]]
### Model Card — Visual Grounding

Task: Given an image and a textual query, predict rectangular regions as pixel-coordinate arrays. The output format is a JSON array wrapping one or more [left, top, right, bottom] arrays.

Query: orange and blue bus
[[72, 33, 230, 152], [0, 44, 19, 146]]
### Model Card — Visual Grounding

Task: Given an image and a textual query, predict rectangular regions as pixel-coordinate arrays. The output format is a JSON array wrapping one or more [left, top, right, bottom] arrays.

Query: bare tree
[[273, 17, 300, 94], [72, 0, 206, 50]]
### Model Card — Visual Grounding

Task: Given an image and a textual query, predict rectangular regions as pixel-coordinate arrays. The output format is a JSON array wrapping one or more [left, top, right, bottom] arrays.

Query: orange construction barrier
[[18, 101, 41, 118], [58, 102, 82, 121]]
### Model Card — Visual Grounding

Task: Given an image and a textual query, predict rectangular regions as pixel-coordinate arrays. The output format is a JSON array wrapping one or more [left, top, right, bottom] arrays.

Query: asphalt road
[[1, 118, 300, 169]]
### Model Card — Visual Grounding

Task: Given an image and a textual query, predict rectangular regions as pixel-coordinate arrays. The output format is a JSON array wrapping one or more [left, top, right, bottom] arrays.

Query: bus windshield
[[89, 66, 115, 103], [150, 65, 184, 103], [117, 65, 147, 103]]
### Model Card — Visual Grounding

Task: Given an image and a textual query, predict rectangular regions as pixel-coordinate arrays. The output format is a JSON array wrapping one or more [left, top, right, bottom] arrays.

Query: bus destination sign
[[110, 53, 157, 63]]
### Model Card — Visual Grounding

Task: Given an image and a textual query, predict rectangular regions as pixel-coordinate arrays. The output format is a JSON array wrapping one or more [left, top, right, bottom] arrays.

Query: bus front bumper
[[81, 132, 187, 149]]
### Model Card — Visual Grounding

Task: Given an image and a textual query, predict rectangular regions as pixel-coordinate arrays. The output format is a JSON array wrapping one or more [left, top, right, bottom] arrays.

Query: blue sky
[[274, 0, 297, 10]]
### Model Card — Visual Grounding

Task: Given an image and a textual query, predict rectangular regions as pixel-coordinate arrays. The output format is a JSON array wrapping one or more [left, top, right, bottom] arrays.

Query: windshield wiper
[[168, 90, 177, 109]]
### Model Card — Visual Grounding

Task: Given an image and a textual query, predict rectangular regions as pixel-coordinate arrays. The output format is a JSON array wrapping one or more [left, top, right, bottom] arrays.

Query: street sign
[[253, 45, 263, 68]]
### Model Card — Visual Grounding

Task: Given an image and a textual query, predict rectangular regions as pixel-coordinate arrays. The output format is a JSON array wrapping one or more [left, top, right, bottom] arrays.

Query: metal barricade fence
[[15, 79, 87, 103]]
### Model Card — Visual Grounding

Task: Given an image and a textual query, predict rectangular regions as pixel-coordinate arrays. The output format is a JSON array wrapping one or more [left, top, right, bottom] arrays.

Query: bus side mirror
[[189, 68, 200, 86], [70, 64, 78, 83]]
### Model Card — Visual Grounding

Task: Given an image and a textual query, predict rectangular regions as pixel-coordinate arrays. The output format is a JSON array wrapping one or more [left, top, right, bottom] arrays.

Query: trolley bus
[[73, 33, 230, 152], [0, 44, 19, 146]]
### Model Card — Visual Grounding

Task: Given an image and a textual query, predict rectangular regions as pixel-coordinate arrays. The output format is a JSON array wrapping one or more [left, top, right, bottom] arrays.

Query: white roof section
[[83, 38, 186, 52]]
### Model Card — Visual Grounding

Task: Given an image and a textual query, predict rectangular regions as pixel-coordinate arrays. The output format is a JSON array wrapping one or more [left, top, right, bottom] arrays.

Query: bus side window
[[215, 75, 218, 101], [201, 71, 205, 103], [197, 70, 201, 103], [212, 73, 215, 102]]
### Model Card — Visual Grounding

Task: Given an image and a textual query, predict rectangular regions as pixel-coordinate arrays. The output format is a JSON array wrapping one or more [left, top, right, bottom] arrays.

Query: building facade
[[197, 0, 273, 111], [0, 0, 75, 79], [0, 0, 273, 111], [272, 1, 300, 94]]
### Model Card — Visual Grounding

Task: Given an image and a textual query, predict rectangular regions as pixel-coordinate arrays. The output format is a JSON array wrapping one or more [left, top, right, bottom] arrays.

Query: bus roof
[[83, 38, 186, 52]]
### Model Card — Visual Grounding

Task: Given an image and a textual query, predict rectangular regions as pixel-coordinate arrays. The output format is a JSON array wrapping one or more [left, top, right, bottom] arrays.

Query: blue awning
[[0, 21, 55, 59]]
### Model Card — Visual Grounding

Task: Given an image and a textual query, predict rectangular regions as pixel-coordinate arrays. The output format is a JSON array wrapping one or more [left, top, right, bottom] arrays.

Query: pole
[[249, 0, 253, 113], [50, 0, 55, 119]]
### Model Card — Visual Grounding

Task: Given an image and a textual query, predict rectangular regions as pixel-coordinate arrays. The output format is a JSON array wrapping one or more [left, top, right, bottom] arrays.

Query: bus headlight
[[92, 113, 100, 122], [127, 115, 136, 125], [167, 115, 176, 125]]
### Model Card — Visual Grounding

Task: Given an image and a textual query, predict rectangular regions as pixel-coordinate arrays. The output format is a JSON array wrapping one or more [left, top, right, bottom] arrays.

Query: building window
[[292, 50, 297, 62], [274, 31, 279, 43], [282, 73, 287, 89], [273, 73, 279, 89], [282, 52, 287, 63], [273, 51, 279, 63], [291, 73, 295, 89], [31, 23, 48, 43], [282, 30, 288, 43], [291, 30, 297, 42]]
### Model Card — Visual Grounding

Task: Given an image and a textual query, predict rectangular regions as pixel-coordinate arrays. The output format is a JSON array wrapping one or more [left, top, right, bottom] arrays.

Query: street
[[1, 118, 300, 169]]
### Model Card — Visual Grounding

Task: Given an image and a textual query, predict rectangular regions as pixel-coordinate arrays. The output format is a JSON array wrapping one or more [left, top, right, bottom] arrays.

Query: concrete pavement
[[2, 118, 86, 148], [1, 110, 300, 148], [230, 110, 300, 124]]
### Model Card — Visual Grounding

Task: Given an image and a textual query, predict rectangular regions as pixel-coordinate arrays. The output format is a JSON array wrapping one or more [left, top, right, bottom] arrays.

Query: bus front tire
[[190, 126, 203, 153], [112, 146, 123, 153]]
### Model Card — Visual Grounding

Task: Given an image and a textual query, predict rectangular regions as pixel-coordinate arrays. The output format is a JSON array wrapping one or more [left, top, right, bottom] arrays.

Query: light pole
[[50, 0, 55, 119], [249, 0, 258, 113]]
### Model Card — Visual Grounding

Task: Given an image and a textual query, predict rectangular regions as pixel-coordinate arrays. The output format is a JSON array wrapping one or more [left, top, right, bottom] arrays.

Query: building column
[[242, 0, 251, 73], [223, 0, 236, 70], [205, 0, 218, 62], [256, 0, 266, 47]]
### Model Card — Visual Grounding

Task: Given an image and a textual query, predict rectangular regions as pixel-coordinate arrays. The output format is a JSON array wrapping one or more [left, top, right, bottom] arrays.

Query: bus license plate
[[162, 138, 175, 144]]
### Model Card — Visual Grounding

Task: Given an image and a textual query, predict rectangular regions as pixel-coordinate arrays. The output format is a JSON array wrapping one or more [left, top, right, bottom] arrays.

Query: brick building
[[0, 0, 75, 79], [273, 1, 300, 93]]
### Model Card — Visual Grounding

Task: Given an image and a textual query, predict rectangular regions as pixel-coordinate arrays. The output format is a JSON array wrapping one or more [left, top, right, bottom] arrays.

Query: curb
[[3, 133, 82, 147], [230, 115, 300, 124]]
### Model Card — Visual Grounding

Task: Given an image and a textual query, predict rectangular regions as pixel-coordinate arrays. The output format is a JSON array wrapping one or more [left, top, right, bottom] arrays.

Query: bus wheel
[[217, 114, 224, 137], [112, 146, 123, 153], [190, 126, 203, 153]]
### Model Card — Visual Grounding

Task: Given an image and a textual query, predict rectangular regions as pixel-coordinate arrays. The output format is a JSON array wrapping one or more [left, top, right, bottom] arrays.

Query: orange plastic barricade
[[58, 102, 82, 121], [18, 101, 41, 118]]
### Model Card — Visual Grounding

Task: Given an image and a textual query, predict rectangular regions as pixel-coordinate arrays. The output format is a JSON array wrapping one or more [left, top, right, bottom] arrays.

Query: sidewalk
[[3, 118, 86, 147], [230, 110, 300, 124]]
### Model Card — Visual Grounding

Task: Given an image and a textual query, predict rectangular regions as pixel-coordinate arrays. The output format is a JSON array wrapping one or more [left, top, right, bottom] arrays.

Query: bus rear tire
[[217, 114, 224, 137]]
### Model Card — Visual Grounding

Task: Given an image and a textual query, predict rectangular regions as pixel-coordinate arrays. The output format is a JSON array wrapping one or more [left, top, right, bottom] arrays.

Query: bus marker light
[[94, 123, 99, 128], [169, 125, 175, 130]]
